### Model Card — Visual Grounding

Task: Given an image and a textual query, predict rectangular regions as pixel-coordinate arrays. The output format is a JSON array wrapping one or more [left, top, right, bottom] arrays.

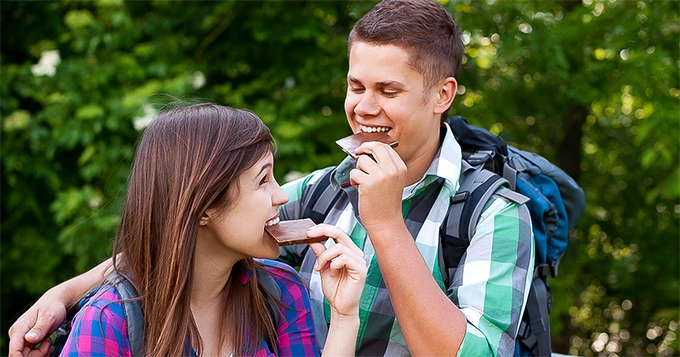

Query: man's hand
[[8, 298, 66, 357], [8, 257, 115, 356], [349, 141, 407, 230]]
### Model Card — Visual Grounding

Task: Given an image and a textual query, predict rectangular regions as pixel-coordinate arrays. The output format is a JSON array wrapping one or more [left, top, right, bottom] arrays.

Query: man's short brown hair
[[348, 0, 464, 90]]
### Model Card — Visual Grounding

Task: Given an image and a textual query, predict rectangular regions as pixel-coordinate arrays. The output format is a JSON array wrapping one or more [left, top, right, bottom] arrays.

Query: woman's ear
[[199, 212, 210, 226], [434, 77, 457, 115]]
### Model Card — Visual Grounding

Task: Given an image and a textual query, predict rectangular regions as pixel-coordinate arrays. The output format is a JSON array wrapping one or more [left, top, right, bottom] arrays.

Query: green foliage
[[2, 1, 678, 356], [446, 1, 679, 356]]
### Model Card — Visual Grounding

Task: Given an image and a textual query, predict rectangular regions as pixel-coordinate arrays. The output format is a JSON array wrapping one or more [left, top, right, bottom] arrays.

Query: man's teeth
[[265, 217, 280, 227], [360, 125, 390, 133]]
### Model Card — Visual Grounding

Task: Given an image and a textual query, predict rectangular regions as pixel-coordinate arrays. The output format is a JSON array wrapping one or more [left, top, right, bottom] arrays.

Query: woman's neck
[[191, 258, 233, 305], [190, 237, 237, 356]]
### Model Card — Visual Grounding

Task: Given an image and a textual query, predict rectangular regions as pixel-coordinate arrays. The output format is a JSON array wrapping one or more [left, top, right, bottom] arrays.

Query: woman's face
[[199, 152, 289, 263]]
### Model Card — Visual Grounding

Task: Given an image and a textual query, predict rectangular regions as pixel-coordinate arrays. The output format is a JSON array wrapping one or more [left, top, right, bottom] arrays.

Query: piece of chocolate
[[265, 218, 328, 246], [335, 132, 398, 159]]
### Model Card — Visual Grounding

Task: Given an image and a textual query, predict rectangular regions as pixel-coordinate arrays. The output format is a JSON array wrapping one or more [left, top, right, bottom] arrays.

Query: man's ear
[[434, 77, 457, 115]]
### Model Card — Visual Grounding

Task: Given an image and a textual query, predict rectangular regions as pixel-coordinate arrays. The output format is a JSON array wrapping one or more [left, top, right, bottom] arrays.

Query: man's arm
[[349, 143, 468, 354], [350, 143, 534, 356], [8, 258, 113, 357], [370, 196, 533, 356], [449, 196, 534, 356]]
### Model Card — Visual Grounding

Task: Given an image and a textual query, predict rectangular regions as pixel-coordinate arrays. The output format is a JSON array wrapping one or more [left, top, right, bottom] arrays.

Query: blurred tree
[[1, 0, 356, 351], [1, 1, 678, 356], [448, 1, 679, 356]]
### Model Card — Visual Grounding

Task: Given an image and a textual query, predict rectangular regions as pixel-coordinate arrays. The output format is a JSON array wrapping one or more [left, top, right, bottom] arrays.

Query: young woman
[[58, 103, 366, 357]]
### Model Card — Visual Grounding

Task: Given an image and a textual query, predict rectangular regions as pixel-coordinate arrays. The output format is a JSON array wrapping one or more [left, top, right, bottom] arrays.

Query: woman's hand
[[307, 224, 367, 319]]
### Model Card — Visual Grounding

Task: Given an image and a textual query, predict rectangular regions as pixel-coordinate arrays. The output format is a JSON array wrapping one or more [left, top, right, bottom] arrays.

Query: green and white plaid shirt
[[279, 123, 534, 357]]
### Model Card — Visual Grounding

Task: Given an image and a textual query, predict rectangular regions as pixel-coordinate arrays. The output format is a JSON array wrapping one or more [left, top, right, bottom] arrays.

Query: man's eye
[[349, 87, 365, 93], [382, 90, 398, 97]]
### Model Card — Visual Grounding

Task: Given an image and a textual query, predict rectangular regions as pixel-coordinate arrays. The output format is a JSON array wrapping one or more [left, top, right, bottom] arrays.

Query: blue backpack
[[444, 115, 585, 357], [302, 115, 586, 357]]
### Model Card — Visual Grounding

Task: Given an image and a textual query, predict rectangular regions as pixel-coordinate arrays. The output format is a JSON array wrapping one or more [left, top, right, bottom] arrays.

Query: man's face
[[344, 42, 446, 167]]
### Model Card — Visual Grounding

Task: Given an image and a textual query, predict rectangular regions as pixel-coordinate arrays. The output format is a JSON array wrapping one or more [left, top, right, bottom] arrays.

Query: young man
[[9, 1, 533, 356]]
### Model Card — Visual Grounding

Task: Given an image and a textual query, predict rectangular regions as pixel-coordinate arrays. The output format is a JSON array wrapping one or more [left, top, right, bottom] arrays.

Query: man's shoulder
[[281, 166, 337, 210], [282, 166, 335, 190]]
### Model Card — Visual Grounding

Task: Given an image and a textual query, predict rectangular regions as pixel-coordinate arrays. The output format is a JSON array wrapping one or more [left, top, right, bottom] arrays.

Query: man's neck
[[403, 127, 443, 186]]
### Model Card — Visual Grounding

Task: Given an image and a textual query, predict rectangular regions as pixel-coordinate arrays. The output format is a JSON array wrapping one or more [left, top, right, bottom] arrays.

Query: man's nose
[[354, 92, 381, 117]]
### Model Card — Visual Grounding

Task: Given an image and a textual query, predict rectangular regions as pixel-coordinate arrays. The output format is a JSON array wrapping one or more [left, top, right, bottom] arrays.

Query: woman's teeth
[[265, 217, 280, 227]]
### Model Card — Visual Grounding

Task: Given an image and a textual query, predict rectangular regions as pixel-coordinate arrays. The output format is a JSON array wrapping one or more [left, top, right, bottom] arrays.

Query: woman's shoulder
[[72, 284, 129, 326], [256, 259, 310, 299], [62, 284, 132, 356]]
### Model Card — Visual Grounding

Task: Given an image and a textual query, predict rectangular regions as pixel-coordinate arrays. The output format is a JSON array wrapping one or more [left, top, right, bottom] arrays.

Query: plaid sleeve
[[60, 288, 133, 357], [452, 191, 534, 357], [263, 260, 320, 357]]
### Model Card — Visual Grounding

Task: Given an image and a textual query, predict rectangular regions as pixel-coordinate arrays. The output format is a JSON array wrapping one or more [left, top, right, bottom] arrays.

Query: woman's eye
[[260, 176, 268, 185]]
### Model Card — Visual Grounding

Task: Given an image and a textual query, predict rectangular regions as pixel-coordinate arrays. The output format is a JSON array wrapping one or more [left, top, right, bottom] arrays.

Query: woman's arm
[[307, 224, 366, 357]]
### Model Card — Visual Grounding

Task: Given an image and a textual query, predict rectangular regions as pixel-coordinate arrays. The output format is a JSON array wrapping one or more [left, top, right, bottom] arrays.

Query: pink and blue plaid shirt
[[60, 259, 319, 356]]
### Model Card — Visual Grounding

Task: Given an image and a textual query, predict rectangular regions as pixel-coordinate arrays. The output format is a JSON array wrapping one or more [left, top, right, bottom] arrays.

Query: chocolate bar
[[335, 132, 398, 159], [265, 218, 328, 246]]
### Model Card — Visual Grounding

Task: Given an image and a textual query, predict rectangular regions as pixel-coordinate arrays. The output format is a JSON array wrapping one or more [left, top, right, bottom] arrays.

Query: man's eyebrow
[[347, 76, 362, 85], [375, 80, 404, 88], [347, 76, 404, 88]]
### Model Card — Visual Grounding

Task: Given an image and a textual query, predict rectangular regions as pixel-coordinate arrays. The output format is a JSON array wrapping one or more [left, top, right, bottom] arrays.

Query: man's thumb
[[25, 326, 47, 343]]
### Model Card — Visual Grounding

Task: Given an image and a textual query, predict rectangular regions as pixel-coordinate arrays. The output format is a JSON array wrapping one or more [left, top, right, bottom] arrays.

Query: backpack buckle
[[535, 263, 559, 278], [536, 264, 551, 278], [550, 262, 558, 278], [467, 150, 494, 166], [451, 191, 468, 204]]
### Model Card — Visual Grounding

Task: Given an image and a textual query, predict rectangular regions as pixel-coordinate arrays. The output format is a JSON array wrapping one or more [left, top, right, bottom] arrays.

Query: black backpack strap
[[255, 267, 283, 355], [105, 274, 144, 357], [302, 168, 342, 224], [440, 155, 528, 288], [517, 276, 552, 357], [440, 158, 506, 286], [256, 267, 282, 326]]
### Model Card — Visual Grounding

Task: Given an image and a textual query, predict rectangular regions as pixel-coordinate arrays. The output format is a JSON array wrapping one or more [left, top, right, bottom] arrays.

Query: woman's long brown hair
[[111, 103, 279, 356]]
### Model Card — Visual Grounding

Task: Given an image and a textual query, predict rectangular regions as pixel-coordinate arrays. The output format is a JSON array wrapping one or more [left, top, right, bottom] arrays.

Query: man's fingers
[[8, 313, 34, 357], [36, 336, 52, 355], [11, 335, 51, 357]]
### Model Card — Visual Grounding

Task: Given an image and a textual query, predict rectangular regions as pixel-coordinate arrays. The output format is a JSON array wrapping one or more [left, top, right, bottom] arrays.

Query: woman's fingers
[[308, 241, 327, 258], [307, 224, 363, 256], [315, 243, 366, 279], [306, 224, 366, 278]]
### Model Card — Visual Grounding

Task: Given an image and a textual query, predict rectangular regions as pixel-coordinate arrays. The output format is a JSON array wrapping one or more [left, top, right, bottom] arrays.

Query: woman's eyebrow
[[255, 163, 273, 178]]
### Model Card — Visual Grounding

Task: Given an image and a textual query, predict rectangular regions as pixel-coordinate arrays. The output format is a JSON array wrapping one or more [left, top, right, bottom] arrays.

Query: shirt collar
[[331, 122, 462, 198]]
